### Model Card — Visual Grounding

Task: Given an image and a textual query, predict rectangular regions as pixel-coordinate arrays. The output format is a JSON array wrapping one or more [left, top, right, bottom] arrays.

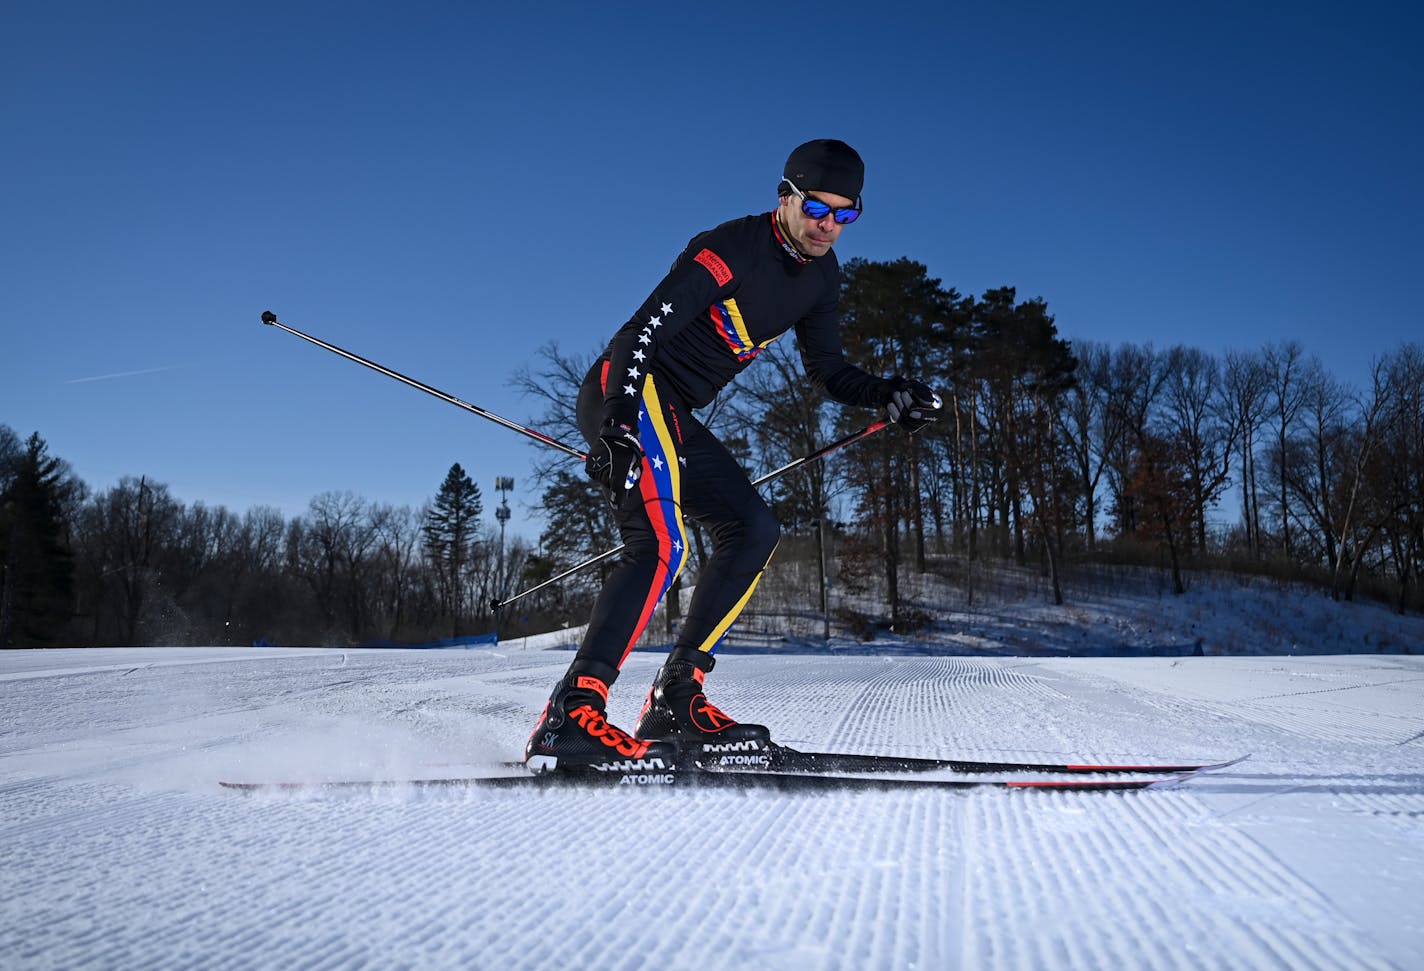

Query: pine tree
[[838, 258, 959, 625], [0, 433, 75, 648], [422, 464, 482, 636]]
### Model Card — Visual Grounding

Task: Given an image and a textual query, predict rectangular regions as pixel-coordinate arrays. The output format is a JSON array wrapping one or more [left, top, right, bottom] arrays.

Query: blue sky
[[3, 2, 1420, 543]]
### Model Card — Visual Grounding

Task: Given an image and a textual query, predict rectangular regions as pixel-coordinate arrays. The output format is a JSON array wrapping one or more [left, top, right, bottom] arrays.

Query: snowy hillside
[[3, 625, 1423, 968], [543, 565, 1424, 658]]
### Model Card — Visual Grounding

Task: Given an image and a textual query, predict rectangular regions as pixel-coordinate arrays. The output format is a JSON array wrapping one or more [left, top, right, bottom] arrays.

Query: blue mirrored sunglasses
[[785, 178, 861, 225]]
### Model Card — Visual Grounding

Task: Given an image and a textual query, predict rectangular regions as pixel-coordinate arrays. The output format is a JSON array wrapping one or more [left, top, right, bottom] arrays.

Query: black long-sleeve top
[[599, 212, 893, 430]]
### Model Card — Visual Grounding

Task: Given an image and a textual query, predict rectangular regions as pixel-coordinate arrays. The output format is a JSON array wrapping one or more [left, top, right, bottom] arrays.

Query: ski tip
[[1143, 773, 1196, 789], [219, 780, 261, 791], [220, 779, 325, 792], [1199, 753, 1252, 772]]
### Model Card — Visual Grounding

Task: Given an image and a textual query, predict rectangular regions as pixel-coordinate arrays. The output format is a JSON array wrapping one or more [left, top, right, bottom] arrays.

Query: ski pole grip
[[261, 310, 278, 325]]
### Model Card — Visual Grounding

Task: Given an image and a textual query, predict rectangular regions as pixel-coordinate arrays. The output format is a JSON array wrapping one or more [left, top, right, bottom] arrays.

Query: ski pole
[[491, 418, 892, 611], [260, 311, 586, 460]]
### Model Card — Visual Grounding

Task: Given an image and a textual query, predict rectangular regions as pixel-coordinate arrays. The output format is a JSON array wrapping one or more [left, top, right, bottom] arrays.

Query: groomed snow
[[3, 634, 1422, 969]]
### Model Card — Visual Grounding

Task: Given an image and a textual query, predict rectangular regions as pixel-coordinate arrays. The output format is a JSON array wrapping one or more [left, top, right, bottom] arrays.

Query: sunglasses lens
[[834, 208, 860, 225], [801, 198, 831, 219]]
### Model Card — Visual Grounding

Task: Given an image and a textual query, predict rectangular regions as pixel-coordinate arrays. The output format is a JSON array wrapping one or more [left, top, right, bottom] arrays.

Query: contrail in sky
[[65, 365, 182, 384]]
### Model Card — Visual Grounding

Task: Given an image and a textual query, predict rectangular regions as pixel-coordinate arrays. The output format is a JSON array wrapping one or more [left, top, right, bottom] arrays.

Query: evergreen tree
[[422, 464, 482, 636], [969, 288, 1077, 566], [0, 425, 20, 480], [838, 258, 959, 624], [0, 433, 75, 647]]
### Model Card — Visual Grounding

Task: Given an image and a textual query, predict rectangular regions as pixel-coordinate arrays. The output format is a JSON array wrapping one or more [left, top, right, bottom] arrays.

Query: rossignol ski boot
[[634, 650, 771, 765], [525, 669, 678, 775]]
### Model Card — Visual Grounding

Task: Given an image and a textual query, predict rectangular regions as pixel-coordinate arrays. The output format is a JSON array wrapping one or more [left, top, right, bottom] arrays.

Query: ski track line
[[1331, 789, 1424, 823], [0, 666, 390, 747], [3, 651, 528, 747], [1075, 661, 1424, 748], [0, 656, 530, 796], [1248, 675, 1424, 703], [731, 657, 1064, 754], [0, 649, 362, 684], [0, 731, 261, 793], [958, 790, 1394, 971], [824, 659, 987, 751], [1232, 699, 1420, 746], [1082, 674, 1410, 748], [1205, 694, 1408, 747]]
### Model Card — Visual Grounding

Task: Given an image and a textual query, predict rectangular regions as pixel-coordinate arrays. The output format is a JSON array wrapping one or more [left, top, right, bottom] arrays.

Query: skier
[[525, 139, 942, 772]]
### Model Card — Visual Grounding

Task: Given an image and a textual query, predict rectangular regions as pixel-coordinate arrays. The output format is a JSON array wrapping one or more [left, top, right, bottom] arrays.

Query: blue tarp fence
[[351, 633, 499, 649]]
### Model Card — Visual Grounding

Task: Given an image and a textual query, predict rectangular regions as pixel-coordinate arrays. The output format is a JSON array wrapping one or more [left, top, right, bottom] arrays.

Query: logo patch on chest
[[693, 248, 733, 286]]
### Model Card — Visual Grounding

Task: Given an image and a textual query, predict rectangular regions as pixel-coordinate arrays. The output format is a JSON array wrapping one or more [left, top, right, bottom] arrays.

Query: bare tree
[[85, 477, 181, 645], [1061, 340, 1123, 552], [1160, 346, 1237, 552], [369, 503, 422, 639], [1221, 349, 1270, 556], [1263, 341, 1308, 559], [1370, 345, 1424, 612], [291, 491, 375, 642], [511, 341, 602, 487], [1323, 359, 1396, 601], [1104, 344, 1168, 539], [1286, 359, 1351, 572]]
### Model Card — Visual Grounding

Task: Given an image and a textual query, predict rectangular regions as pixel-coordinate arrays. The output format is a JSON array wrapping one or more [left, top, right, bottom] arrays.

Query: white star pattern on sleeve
[[648, 315, 662, 328], [627, 366, 640, 379], [651, 456, 665, 471], [638, 332, 652, 345], [661, 302, 673, 315], [623, 383, 637, 396], [632, 349, 646, 362]]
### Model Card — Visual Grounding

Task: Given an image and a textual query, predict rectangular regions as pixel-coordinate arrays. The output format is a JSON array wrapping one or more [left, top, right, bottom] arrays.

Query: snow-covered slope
[[719, 565, 1424, 657], [3, 644, 1421, 969]]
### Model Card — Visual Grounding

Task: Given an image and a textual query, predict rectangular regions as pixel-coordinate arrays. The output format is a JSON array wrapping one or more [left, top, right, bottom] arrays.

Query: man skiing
[[525, 139, 942, 772]]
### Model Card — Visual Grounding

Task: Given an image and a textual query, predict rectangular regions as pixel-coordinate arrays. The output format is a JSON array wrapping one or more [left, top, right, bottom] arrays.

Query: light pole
[[814, 517, 831, 641], [494, 477, 514, 595]]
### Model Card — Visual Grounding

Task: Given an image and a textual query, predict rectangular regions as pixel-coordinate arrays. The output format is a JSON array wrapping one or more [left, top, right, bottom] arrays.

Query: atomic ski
[[698, 743, 1249, 776], [491, 746, 1248, 776], [220, 764, 1203, 795]]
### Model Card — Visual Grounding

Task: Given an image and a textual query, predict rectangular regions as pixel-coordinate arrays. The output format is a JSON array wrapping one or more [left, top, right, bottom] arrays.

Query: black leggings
[[572, 360, 779, 682]]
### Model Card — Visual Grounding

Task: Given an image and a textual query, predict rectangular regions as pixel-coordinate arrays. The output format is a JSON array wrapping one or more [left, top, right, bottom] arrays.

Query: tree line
[[4, 257, 1421, 647], [0, 437, 531, 647], [520, 258, 1424, 627]]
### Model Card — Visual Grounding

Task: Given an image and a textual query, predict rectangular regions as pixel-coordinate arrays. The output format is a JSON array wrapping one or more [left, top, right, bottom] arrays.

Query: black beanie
[[782, 139, 864, 203]]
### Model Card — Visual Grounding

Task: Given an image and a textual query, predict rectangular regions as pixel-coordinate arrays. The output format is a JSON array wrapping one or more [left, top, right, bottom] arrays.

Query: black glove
[[585, 421, 644, 499], [886, 377, 943, 434]]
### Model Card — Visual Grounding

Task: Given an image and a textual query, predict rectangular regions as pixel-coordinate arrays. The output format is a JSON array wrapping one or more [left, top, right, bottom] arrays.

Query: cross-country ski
[[219, 750, 1248, 793]]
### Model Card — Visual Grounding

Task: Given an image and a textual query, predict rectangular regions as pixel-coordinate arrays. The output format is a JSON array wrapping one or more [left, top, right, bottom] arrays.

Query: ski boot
[[525, 666, 678, 775], [634, 650, 772, 767]]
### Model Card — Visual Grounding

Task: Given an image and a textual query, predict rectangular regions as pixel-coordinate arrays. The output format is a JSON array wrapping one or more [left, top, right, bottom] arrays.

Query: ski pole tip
[[260, 310, 278, 325]]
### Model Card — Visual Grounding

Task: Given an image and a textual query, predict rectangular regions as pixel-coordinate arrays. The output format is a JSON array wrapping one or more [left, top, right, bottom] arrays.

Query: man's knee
[[744, 503, 781, 561]]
